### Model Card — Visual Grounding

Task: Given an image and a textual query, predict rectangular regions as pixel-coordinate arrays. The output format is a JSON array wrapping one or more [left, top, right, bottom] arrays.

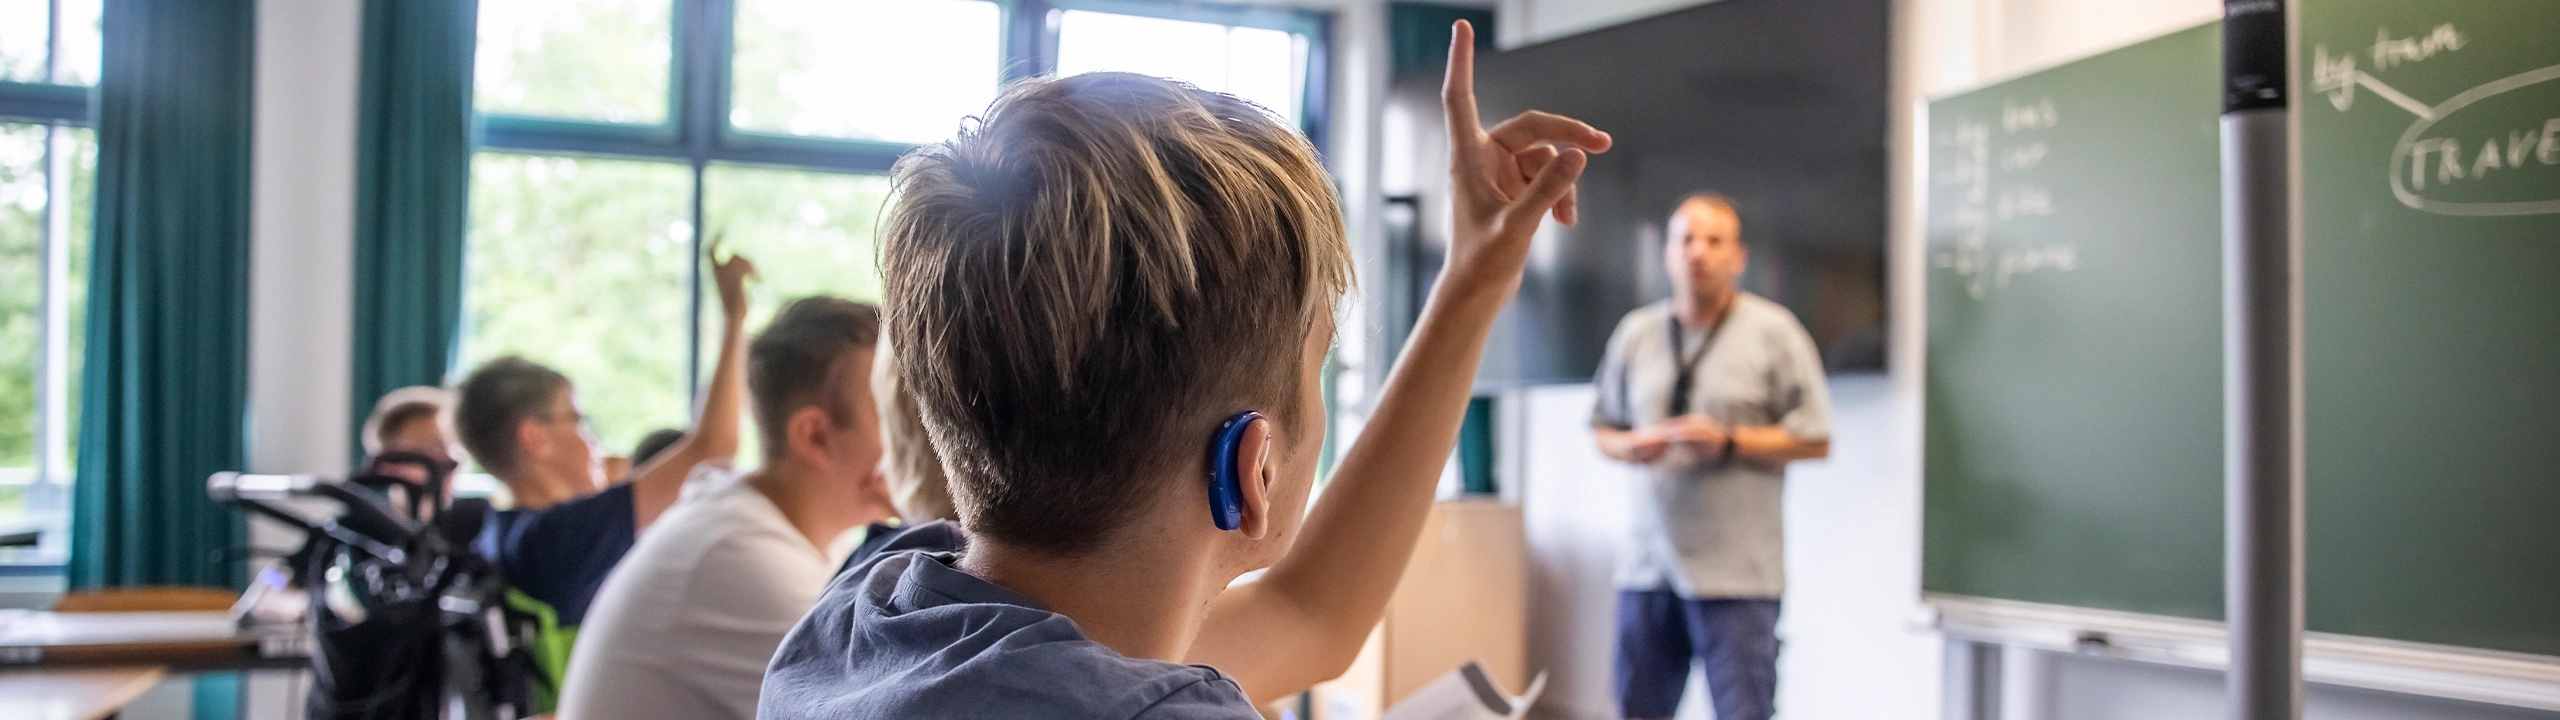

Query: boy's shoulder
[[471, 482, 639, 626], [763, 523, 1261, 720], [476, 482, 637, 559]]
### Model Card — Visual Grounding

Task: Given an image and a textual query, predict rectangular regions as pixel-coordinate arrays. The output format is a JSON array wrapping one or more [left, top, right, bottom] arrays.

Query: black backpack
[[226, 459, 549, 720]]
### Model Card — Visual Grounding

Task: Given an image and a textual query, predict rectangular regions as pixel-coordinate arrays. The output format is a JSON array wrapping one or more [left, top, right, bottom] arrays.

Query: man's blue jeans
[[1613, 590, 1781, 720]]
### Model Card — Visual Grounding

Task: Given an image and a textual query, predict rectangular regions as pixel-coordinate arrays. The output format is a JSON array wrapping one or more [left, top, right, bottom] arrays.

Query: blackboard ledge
[[1927, 594, 2560, 711]]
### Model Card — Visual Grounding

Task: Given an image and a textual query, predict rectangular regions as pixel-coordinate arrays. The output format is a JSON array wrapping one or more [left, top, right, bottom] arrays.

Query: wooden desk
[[0, 611, 298, 670], [0, 665, 167, 720]]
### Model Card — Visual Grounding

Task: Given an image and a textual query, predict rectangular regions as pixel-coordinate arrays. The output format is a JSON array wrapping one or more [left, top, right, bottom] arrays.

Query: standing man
[[1590, 193, 1832, 720]]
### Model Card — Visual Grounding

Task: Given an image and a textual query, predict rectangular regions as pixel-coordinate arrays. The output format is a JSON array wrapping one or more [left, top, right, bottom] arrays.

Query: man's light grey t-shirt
[[1591, 293, 1831, 599]]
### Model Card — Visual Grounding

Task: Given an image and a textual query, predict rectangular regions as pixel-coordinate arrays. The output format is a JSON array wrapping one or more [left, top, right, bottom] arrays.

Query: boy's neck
[[501, 468, 576, 510], [746, 461, 875, 553], [961, 528, 1225, 663]]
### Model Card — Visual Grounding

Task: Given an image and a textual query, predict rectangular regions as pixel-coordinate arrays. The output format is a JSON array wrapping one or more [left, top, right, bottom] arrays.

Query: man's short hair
[[1677, 191, 1742, 240], [883, 72, 1352, 555], [748, 297, 881, 453], [454, 357, 570, 475], [871, 335, 957, 523], [361, 385, 452, 457]]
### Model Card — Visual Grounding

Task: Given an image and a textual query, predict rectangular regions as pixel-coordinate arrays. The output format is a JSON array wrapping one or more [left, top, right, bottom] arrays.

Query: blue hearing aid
[[1206, 411, 1265, 531]]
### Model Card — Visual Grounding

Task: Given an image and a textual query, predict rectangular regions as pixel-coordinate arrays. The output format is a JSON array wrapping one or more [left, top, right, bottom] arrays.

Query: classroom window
[[465, 0, 1327, 459], [462, 154, 693, 451], [0, 0, 101, 565], [729, 0, 1001, 143], [0, 0, 99, 85], [1055, 9, 1311, 127], [475, 0, 675, 125]]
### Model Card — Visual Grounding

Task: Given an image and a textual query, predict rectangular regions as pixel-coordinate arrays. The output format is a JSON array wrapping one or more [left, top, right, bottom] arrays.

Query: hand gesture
[[1625, 427, 1672, 464], [1661, 415, 1730, 448], [1440, 19, 1613, 291], [707, 234, 757, 322]]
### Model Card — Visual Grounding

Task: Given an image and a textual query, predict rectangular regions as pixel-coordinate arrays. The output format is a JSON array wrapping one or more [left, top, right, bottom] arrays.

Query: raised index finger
[[1442, 20, 1482, 143]]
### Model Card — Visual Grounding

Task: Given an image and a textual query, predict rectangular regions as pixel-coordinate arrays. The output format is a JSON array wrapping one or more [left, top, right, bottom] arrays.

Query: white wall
[[237, 0, 362, 718], [248, 0, 358, 476]]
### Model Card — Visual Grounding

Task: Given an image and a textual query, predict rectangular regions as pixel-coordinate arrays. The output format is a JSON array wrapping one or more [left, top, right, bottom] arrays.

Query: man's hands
[[1660, 415, 1730, 449], [1599, 416, 1732, 465], [709, 234, 757, 324], [1609, 427, 1672, 464], [1440, 20, 1612, 293]]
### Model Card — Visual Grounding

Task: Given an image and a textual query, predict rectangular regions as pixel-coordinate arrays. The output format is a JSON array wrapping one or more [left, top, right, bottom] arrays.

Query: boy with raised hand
[[559, 297, 901, 720], [452, 242, 755, 694], [761, 20, 1607, 718]]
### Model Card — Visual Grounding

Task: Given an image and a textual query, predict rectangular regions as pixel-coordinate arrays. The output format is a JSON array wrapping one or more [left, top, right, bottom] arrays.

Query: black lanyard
[[1666, 312, 1714, 417]]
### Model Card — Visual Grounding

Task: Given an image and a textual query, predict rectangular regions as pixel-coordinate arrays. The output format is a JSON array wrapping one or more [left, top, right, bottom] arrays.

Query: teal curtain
[[69, 0, 257, 588], [1458, 395, 1497, 495], [350, 0, 478, 460]]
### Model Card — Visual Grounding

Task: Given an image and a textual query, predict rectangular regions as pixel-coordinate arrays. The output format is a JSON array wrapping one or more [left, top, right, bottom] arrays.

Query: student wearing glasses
[[450, 245, 755, 706]]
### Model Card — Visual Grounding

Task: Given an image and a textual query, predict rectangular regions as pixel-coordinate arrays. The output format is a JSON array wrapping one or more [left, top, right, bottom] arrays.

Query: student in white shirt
[[558, 296, 898, 720]]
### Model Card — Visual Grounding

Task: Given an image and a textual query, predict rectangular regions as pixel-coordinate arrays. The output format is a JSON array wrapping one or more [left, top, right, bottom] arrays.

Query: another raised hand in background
[[625, 237, 757, 529]]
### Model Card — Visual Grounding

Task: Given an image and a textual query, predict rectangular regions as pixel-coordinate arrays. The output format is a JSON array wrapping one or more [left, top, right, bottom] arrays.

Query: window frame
[[470, 0, 1335, 396], [0, 0, 101, 571]]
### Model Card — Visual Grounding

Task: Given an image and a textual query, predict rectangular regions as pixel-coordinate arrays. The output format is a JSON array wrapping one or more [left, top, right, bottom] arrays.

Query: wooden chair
[[51, 586, 239, 613]]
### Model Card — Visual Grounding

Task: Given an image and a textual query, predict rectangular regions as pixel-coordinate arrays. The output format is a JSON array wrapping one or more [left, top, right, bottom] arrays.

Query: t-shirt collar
[[890, 550, 1053, 614]]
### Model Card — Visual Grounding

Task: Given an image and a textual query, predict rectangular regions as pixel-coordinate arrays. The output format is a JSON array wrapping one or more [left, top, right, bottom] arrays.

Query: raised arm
[[1186, 20, 1610, 701], [628, 240, 755, 530]]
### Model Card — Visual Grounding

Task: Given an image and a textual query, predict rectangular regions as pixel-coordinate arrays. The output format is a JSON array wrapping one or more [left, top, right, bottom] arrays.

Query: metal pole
[[2220, 1, 2301, 718]]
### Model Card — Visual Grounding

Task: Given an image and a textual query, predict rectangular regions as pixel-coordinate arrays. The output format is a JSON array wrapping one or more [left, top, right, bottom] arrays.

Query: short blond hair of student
[[362, 385, 454, 457], [870, 335, 956, 524], [882, 72, 1351, 555]]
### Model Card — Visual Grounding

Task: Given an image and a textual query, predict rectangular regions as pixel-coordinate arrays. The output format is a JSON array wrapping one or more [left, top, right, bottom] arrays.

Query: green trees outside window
[[464, 0, 1325, 462], [0, 0, 100, 565]]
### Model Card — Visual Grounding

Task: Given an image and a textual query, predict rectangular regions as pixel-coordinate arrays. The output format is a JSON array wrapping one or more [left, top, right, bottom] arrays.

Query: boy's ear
[[787, 405, 834, 462], [515, 418, 548, 462], [1232, 416, 1276, 540]]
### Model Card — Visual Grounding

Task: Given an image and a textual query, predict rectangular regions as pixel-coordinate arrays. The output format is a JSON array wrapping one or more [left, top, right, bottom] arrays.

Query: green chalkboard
[[2300, 0, 2560, 657], [1922, 24, 2228, 622], [1926, 3, 2560, 658]]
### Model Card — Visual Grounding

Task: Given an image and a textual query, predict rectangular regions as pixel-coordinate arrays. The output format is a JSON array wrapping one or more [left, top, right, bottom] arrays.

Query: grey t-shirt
[[759, 522, 1260, 720], [1591, 294, 1831, 598]]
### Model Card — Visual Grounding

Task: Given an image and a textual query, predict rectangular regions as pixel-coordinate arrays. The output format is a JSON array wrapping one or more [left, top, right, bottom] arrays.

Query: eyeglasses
[[536, 410, 595, 436]]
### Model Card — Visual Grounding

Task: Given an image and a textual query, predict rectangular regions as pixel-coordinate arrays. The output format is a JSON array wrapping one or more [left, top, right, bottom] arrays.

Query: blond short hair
[[882, 73, 1351, 554], [362, 385, 453, 457], [870, 335, 956, 524]]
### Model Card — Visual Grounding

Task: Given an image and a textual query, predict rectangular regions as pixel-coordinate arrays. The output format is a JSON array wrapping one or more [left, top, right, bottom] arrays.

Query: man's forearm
[[1594, 425, 1647, 463], [1731, 425, 1827, 463]]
